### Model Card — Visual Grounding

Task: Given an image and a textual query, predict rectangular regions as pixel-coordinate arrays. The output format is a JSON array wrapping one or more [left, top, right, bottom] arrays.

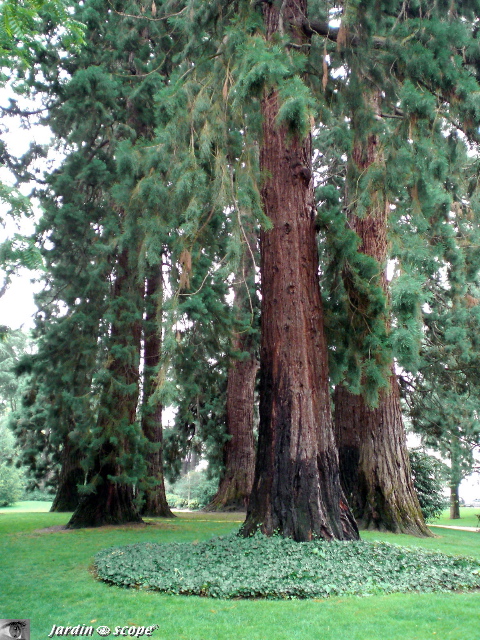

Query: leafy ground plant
[[95, 532, 480, 599]]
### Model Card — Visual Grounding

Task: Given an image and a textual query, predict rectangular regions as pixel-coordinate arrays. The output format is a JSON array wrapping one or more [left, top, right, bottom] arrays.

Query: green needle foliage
[[317, 0, 480, 400], [0, 422, 25, 506], [409, 449, 448, 522], [8, 0, 480, 536], [0, 0, 84, 67]]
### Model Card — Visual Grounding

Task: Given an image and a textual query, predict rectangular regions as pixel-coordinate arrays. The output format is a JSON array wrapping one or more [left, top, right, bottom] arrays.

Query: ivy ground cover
[[95, 531, 480, 599], [1, 507, 480, 640]]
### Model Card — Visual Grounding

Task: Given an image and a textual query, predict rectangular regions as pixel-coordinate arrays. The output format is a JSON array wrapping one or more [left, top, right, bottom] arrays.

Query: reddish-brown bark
[[334, 88, 430, 536], [241, 0, 358, 542], [334, 379, 430, 535], [207, 227, 259, 511], [206, 332, 258, 511]]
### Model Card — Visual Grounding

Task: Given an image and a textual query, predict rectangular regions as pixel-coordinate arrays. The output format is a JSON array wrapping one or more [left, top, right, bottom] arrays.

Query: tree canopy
[[3, 0, 480, 535]]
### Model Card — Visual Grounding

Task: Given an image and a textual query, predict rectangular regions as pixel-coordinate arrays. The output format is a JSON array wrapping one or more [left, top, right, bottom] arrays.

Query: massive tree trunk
[[67, 247, 144, 528], [140, 267, 174, 518], [334, 379, 429, 534], [241, 0, 358, 542], [334, 87, 430, 536], [50, 434, 83, 512]]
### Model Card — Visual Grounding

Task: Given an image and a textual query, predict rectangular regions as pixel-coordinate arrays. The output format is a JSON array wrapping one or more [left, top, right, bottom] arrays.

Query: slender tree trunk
[[241, 0, 358, 542], [449, 441, 462, 519], [449, 482, 460, 519], [206, 333, 258, 511], [334, 88, 430, 536], [67, 247, 144, 528], [50, 435, 83, 512], [141, 266, 174, 517], [206, 228, 259, 511]]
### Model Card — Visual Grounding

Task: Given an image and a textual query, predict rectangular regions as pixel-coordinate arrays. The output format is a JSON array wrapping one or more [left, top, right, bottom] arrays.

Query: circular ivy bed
[[94, 533, 480, 599]]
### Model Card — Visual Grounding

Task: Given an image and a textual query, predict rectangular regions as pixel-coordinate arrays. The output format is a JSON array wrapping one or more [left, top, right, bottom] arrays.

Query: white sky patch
[[0, 85, 57, 331]]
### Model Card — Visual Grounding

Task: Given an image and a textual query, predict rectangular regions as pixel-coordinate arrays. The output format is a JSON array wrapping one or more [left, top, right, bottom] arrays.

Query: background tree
[[139, 264, 174, 518], [0, 0, 84, 310], [0, 421, 26, 506], [315, 0, 480, 534], [206, 222, 259, 511], [409, 449, 448, 522], [0, 330, 30, 506], [403, 281, 480, 519], [331, 76, 428, 535], [13, 0, 180, 526]]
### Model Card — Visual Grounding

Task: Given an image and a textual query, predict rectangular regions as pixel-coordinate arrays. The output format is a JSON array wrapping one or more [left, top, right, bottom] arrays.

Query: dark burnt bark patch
[[50, 437, 83, 512], [67, 464, 142, 529], [334, 381, 431, 536], [240, 2, 358, 539]]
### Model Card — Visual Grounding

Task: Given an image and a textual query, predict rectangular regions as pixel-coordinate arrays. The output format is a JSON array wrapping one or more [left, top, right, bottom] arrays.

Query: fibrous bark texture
[[141, 268, 174, 518], [207, 224, 258, 511], [334, 87, 430, 536], [334, 379, 430, 535], [206, 333, 258, 511], [241, 0, 358, 542], [50, 436, 83, 512]]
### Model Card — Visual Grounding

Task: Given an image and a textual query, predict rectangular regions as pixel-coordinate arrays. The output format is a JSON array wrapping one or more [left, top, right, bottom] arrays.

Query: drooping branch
[[297, 18, 387, 48]]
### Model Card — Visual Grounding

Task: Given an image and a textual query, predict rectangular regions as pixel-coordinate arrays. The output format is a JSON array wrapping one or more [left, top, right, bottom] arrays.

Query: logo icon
[[96, 627, 111, 637], [0, 620, 30, 640]]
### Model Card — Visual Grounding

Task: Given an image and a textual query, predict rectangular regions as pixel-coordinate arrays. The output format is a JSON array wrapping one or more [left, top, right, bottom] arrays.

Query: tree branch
[[298, 19, 387, 49]]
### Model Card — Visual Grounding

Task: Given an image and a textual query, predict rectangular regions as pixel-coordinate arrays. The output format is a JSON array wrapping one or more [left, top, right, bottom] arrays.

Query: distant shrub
[[409, 449, 447, 521], [166, 470, 218, 510], [166, 494, 188, 509], [22, 488, 56, 502], [0, 423, 26, 506]]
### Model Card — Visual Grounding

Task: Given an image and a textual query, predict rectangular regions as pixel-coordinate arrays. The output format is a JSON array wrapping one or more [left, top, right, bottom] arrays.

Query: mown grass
[[0, 500, 53, 513], [1, 506, 479, 640], [430, 507, 480, 528]]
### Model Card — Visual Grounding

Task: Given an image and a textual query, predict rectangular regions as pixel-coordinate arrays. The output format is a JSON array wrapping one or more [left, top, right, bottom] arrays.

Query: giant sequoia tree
[[312, 0, 480, 535], [13, 0, 181, 527], [332, 81, 428, 535], [10, 0, 480, 537], [237, 0, 358, 541], [150, 0, 480, 539], [206, 223, 259, 511]]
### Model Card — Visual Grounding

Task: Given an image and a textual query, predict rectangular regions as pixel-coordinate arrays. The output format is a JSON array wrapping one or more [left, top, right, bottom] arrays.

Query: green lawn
[[0, 500, 53, 513], [1, 505, 479, 640], [429, 507, 480, 529]]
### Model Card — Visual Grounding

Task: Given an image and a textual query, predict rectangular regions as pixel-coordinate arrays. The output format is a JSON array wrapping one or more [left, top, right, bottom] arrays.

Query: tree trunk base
[[335, 383, 432, 538], [50, 469, 83, 512], [67, 481, 143, 529], [204, 470, 251, 511], [240, 447, 359, 541], [140, 491, 175, 518]]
